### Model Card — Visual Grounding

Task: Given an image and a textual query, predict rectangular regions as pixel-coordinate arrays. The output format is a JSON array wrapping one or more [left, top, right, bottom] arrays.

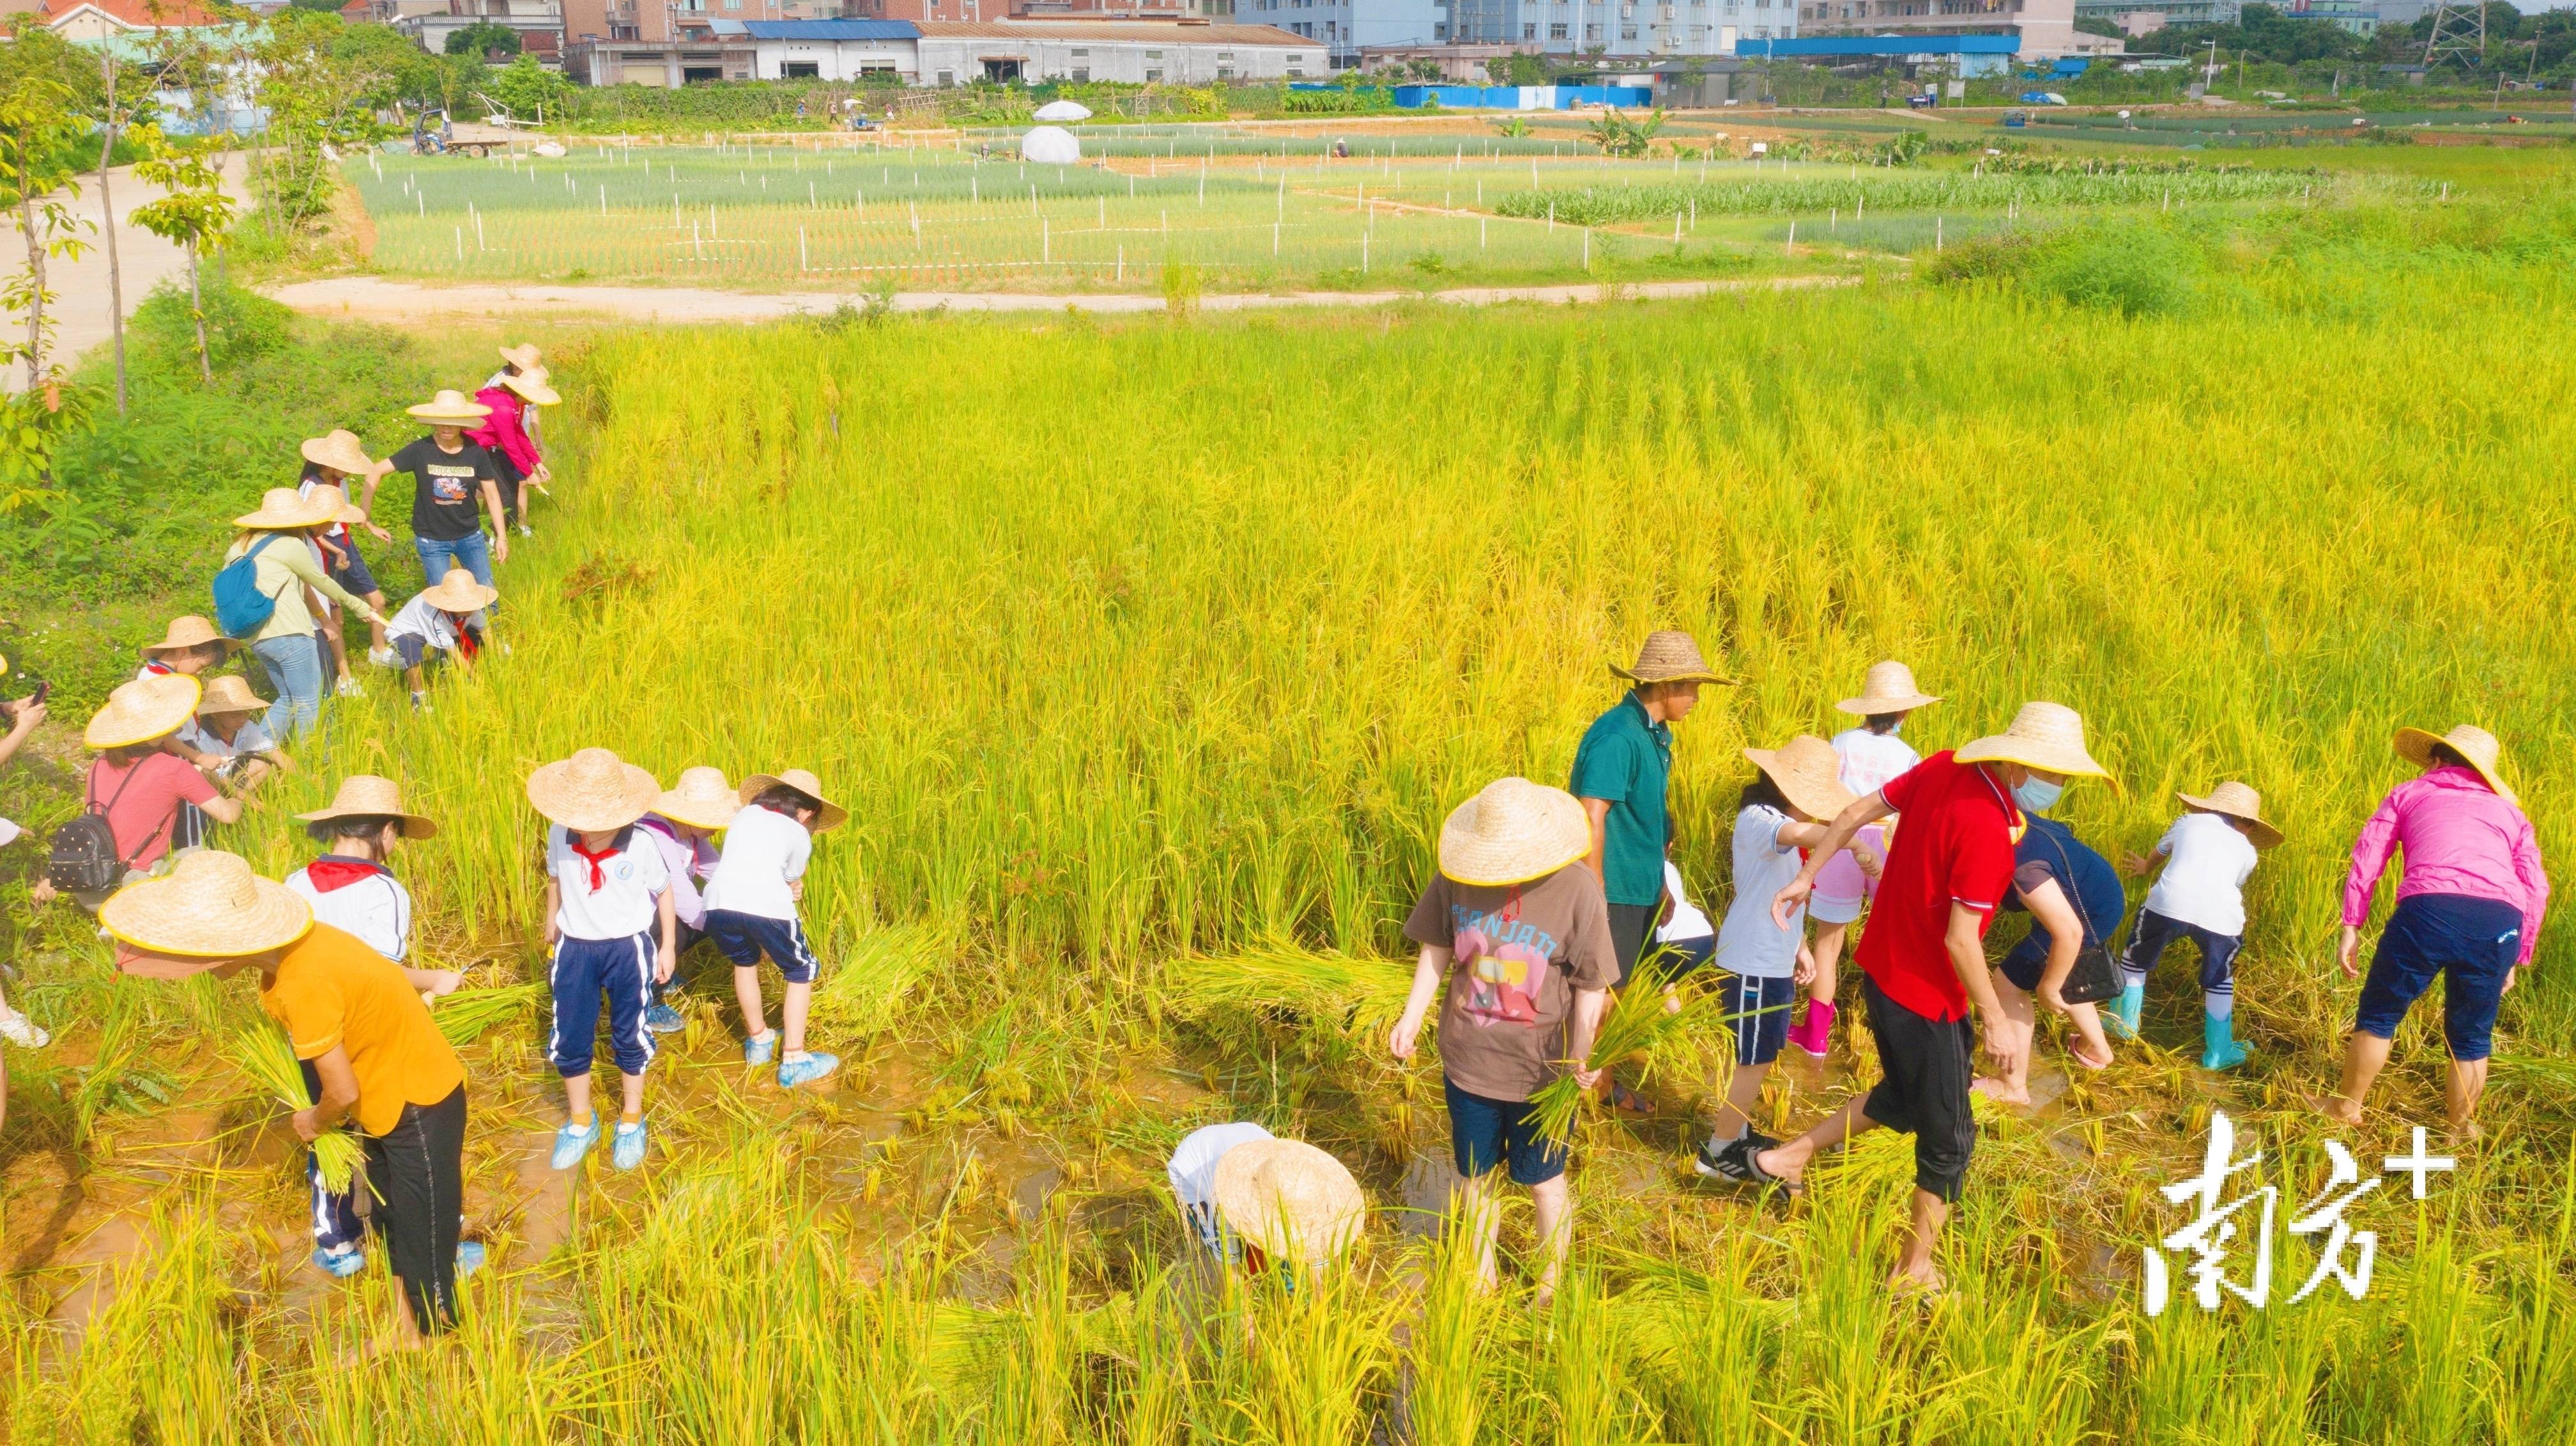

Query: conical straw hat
[[1608, 630, 1738, 687], [195, 673, 267, 717], [233, 487, 334, 531], [418, 567, 498, 613], [102, 850, 312, 970], [295, 773, 439, 839], [1211, 1138, 1366, 1267], [86, 674, 201, 748], [140, 615, 242, 660], [407, 389, 493, 424], [526, 747, 661, 832], [1836, 660, 1942, 716], [740, 768, 848, 832], [2177, 780, 2282, 849], [498, 342, 543, 371], [1744, 735, 1858, 822], [656, 766, 743, 830], [1437, 777, 1591, 887], [500, 367, 560, 406], [302, 482, 367, 526], [299, 429, 374, 476], [1954, 701, 2111, 779], [2395, 724, 2515, 805]]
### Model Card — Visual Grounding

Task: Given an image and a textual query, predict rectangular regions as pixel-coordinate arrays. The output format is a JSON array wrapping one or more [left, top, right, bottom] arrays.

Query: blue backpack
[[211, 535, 291, 639]]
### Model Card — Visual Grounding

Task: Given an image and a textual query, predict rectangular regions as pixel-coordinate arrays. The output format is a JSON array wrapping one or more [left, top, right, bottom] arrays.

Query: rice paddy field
[[10, 142, 2576, 1441]]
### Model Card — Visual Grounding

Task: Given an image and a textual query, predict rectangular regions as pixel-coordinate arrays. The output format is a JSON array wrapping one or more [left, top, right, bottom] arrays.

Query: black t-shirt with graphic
[[388, 436, 502, 542]]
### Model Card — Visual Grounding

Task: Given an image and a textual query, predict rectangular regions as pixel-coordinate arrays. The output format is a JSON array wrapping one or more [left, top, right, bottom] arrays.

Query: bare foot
[[2069, 1045, 2113, 1072], [2312, 1093, 2364, 1127], [1886, 1267, 1949, 1304], [1972, 1076, 2032, 1106], [1611, 1083, 1656, 1116], [2445, 1118, 2484, 1144]]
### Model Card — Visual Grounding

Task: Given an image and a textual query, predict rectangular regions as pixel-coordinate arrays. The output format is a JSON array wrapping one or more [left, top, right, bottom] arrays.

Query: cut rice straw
[[231, 1020, 369, 1195], [428, 983, 546, 1047], [1528, 950, 1786, 1148], [1165, 940, 1413, 1037]]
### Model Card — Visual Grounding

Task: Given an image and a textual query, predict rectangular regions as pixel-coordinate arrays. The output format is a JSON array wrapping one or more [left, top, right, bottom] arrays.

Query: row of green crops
[[1496, 163, 2356, 224]]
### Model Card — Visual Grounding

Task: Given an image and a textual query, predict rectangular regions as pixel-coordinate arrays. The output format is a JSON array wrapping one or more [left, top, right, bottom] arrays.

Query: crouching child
[[387, 570, 496, 713]]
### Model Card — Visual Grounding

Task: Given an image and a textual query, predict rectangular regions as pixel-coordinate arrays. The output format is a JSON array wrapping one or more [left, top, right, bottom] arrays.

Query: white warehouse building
[[730, 18, 1324, 84]]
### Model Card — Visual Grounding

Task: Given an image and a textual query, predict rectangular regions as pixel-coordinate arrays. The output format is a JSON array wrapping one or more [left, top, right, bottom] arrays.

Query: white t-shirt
[[1713, 805, 1806, 979], [1655, 859, 1713, 943], [177, 717, 275, 761], [284, 859, 413, 963], [2143, 811, 2258, 937], [387, 593, 470, 651], [1167, 1121, 1273, 1252], [702, 803, 811, 921], [546, 823, 670, 940], [1830, 727, 1922, 799]]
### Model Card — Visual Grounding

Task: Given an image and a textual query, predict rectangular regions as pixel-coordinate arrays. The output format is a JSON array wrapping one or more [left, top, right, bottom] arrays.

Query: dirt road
[[17, 155, 250, 394]]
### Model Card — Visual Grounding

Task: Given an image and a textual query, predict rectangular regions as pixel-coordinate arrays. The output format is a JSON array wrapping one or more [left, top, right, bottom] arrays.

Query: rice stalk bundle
[[429, 983, 547, 1047], [1526, 952, 1784, 1147], [1165, 941, 1414, 1037], [231, 1021, 367, 1195], [808, 918, 958, 1031]]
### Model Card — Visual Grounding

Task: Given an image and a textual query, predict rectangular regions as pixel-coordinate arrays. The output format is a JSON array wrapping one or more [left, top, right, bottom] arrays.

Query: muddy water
[[46, 1215, 148, 1339], [511, 1129, 577, 1261]]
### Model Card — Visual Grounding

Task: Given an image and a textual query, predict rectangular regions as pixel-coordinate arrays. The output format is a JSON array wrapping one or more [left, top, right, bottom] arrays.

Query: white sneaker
[[0, 1008, 50, 1049], [367, 646, 397, 669], [516, 524, 534, 538], [334, 674, 365, 698]]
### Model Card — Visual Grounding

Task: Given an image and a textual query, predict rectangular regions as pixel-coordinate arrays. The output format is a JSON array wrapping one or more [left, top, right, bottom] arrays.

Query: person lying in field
[[385, 570, 496, 712]]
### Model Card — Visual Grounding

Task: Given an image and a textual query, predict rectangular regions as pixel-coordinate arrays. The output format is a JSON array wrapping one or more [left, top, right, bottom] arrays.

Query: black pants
[[1606, 902, 1659, 990], [1857, 975, 1977, 1203], [363, 1084, 467, 1334]]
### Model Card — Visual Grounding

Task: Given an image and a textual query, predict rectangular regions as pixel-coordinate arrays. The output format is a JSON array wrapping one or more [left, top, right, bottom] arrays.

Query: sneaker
[[0, 1007, 49, 1049], [334, 674, 366, 698], [1692, 1130, 1778, 1183], [644, 1002, 686, 1035], [778, 1052, 839, 1089], [550, 1118, 601, 1170], [368, 646, 397, 669], [410, 692, 431, 714], [457, 1240, 487, 1275], [517, 523, 534, 538], [612, 1119, 648, 1171], [743, 1031, 778, 1067], [311, 1245, 365, 1278]]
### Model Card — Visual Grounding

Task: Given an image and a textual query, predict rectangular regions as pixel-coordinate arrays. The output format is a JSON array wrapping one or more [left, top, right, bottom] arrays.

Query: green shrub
[[2034, 222, 2202, 317]]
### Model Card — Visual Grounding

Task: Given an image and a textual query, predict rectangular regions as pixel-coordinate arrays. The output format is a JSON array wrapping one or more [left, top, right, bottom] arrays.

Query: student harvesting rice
[[384, 569, 496, 713], [36, 676, 244, 912], [636, 766, 738, 1034], [1165, 1124, 1365, 1281], [362, 391, 511, 625], [2118, 780, 2282, 1070], [135, 614, 240, 683], [1795, 661, 1938, 1059], [469, 368, 558, 539], [704, 768, 847, 1089], [219, 489, 387, 738], [1975, 809, 2124, 1104], [297, 431, 397, 671]]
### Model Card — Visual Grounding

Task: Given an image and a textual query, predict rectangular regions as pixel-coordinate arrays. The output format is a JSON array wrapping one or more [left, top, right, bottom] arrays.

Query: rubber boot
[[2106, 982, 2143, 1040], [1786, 998, 1836, 1058], [2200, 1010, 2249, 1072]]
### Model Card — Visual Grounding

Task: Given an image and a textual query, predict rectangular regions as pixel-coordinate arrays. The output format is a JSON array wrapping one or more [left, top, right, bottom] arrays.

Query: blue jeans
[[413, 531, 495, 623], [1443, 1075, 1566, 1186], [251, 632, 323, 740]]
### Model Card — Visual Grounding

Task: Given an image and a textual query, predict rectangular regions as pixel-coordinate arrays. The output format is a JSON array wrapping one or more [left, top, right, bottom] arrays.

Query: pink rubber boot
[[1786, 998, 1837, 1058]]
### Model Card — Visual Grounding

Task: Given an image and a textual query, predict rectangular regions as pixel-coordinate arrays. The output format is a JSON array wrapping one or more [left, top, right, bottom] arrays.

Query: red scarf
[[569, 833, 624, 891], [303, 855, 390, 892], [448, 611, 482, 659]]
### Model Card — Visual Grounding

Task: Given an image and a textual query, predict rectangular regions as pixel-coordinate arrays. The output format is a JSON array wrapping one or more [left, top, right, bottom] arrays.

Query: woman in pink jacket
[[2322, 724, 2549, 1136], [468, 367, 556, 539]]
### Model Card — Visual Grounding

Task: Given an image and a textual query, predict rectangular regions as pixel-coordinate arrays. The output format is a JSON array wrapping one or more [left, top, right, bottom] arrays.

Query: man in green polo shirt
[[1571, 630, 1736, 1113]]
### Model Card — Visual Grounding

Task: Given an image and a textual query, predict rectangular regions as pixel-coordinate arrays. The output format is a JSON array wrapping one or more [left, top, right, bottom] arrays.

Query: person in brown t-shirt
[[1391, 778, 1615, 1297]]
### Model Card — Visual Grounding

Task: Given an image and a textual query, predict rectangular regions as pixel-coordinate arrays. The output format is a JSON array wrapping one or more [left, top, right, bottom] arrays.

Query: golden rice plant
[[229, 1020, 367, 1195], [427, 983, 546, 1048]]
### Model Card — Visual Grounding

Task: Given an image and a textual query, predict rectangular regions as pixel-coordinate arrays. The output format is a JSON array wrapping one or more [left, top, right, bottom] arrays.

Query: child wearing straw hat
[[302, 481, 387, 696], [176, 674, 282, 796], [385, 568, 498, 712], [1390, 777, 1617, 1295], [530, 749, 677, 1172], [704, 768, 848, 1088], [470, 367, 558, 539], [363, 391, 510, 614], [1167, 1124, 1366, 1281], [2115, 781, 2281, 1070], [0, 662, 47, 1051], [1977, 810, 2124, 1104], [35, 676, 245, 912], [103, 852, 471, 1346], [636, 766, 738, 1035], [1692, 737, 1852, 1183], [2324, 725, 2550, 1137], [135, 615, 241, 683], [220, 488, 387, 739], [1795, 661, 1938, 1059]]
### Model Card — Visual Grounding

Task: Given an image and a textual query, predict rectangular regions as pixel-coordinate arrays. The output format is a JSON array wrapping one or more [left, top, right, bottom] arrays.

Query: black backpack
[[49, 760, 171, 894]]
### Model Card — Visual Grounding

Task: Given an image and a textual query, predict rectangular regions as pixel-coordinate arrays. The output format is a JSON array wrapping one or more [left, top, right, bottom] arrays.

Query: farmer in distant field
[[2322, 725, 2549, 1139], [1570, 630, 1734, 1114], [1745, 703, 2111, 1295], [1165, 1123, 1366, 1282]]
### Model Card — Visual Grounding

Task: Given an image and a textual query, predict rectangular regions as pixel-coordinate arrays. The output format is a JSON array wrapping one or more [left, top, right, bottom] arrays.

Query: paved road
[[19, 155, 250, 394]]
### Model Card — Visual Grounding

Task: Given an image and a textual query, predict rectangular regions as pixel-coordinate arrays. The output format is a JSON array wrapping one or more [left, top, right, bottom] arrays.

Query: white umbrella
[[1020, 125, 1081, 164], [1033, 100, 1092, 122]]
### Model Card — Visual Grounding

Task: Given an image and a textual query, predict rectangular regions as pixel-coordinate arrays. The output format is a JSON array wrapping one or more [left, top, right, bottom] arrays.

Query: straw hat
[[86, 674, 202, 749], [2177, 780, 2283, 849], [233, 487, 335, 531], [740, 768, 849, 832], [303, 482, 367, 526], [295, 774, 439, 840], [1609, 630, 1738, 687], [2395, 724, 2514, 805], [498, 342, 543, 371], [1836, 660, 1941, 717], [656, 766, 743, 830], [500, 367, 560, 406], [527, 747, 662, 833], [195, 673, 267, 718], [140, 615, 243, 661], [1211, 1138, 1366, 1267], [418, 567, 499, 614], [1744, 735, 1858, 822], [1437, 777, 1591, 887], [1954, 701, 2112, 779], [101, 851, 312, 970], [299, 429, 374, 476], [407, 389, 493, 425]]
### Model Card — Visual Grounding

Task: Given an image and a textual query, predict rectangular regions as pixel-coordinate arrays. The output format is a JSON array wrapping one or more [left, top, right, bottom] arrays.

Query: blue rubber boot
[[2106, 982, 2144, 1040], [2200, 1011, 2250, 1072]]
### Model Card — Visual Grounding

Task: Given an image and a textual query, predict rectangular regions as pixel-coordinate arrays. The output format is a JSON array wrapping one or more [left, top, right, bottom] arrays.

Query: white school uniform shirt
[[1829, 727, 1922, 799], [1713, 805, 1805, 979], [1655, 859, 1713, 943], [702, 803, 811, 921], [2143, 812, 2258, 937], [386, 593, 468, 653], [284, 858, 413, 963], [176, 716, 276, 761], [1167, 1122, 1274, 1252], [546, 823, 671, 940]]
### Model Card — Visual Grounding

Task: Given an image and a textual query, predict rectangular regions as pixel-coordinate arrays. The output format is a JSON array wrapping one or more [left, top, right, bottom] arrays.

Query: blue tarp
[[2050, 56, 2091, 77], [1388, 84, 1653, 110]]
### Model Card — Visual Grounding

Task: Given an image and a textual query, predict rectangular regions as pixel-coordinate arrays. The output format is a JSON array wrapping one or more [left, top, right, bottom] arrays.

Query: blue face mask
[[2013, 776, 2064, 814]]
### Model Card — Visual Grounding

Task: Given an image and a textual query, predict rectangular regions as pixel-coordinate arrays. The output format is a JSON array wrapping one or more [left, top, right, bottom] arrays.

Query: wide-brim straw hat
[[86, 674, 202, 749], [2177, 780, 2283, 849], [140, 614, 242, 661], [527, 747, 662, 833], [303, 482, 367, 526], [2396, 724, 2515, 805], [740, 768, 849, 832], [299, 429, 374, 476], [1745, 735, 1858, 822], [1437, 777, 1591, 887], [656, 766, 743, 830], [408, 389, 493, 425], [1608, 630, 1738, 687], [195, 673, 266, 718], [418, 567, 499, 613], [295, 773, 439, 839], [498, 342, 543, 371], [102, 851, 312, 971], [500, 367, 560, 406], [1211, 1138, 1366, 1267], [1836, 660, 1942, 716], [233, 486, 335, 531], [1954, 701, 2112, 780]]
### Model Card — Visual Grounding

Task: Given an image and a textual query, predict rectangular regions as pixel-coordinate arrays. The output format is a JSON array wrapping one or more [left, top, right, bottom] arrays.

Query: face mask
[[2012, 777, 2064, 814]]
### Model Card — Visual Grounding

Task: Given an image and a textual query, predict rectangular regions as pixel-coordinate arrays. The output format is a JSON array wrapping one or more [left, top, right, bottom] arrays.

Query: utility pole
[[2420, 0, 2486, 70]]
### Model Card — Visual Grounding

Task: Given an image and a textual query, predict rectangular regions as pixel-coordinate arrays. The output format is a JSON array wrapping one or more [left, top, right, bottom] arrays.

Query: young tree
[[0, 45, 96, 393], [94, 47, 132, 415], [130, 129, 237, 383]]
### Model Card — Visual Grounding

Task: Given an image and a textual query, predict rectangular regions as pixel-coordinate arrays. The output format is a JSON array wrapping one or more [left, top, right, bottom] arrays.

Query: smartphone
[[29, 680, 48, 706]]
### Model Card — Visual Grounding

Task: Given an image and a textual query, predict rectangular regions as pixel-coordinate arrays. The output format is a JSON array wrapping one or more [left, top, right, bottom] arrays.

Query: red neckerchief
[[303, 855, 392, 893], [142, 660, 174, 675], [447, 611, 481, 658], [569, 832, 624, 891]]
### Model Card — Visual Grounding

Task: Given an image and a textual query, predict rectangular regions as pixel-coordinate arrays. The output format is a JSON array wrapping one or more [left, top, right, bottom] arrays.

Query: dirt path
[[264, 271, 1862, 324], [18, 155, 250, 395]]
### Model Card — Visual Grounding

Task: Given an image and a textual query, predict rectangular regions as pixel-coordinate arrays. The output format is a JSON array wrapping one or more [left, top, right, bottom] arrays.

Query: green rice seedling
[[230, 1019, 367, 1194]]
